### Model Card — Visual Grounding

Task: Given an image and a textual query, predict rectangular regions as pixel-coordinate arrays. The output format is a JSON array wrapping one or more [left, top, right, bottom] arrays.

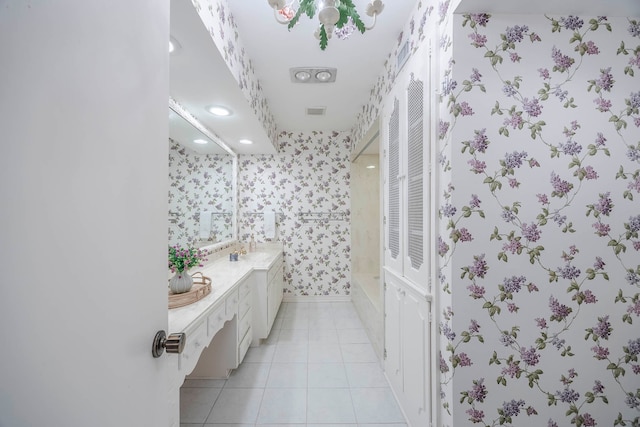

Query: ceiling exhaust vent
[[306, 107, 326, 116]]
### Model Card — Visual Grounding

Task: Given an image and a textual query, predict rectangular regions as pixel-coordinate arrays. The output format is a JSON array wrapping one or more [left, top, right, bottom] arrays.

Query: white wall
[[0, 2, 170, 425]]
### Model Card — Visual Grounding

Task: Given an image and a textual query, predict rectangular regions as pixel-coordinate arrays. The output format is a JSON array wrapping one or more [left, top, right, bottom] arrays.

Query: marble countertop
[[168, 243, 283, 333]]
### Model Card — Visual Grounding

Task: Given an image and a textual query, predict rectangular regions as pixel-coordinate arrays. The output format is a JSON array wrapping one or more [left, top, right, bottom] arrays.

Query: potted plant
[[168, 245, 208, 294]]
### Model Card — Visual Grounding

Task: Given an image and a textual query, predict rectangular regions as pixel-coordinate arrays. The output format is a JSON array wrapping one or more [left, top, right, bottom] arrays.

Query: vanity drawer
[[267, 258, 283, 284], [239, 277, 252, 299], [239, 288, 252, 319], [179, 321, 207, 374], [207, 303, 227, 338], [239, 307, 252, 340], [225, 289, 239, 317], [238, 324, 252, 364]]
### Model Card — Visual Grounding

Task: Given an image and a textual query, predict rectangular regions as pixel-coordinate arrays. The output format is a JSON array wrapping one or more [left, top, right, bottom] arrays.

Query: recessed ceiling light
[[239, 139, 253, 145], [294, 70, 312, 82], [194, 139, 208, 145], [315, 70, 332, 82], [206, 105, 232, 117], [366, 165, 376, 169]]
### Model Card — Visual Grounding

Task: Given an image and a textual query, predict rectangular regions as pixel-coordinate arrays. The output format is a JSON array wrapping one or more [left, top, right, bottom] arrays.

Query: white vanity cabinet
[[251, 252, 284, 346]]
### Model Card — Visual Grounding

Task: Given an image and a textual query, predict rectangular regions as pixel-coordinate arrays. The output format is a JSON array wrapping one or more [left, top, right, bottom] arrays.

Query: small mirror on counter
[[168, 106, 237, 250]]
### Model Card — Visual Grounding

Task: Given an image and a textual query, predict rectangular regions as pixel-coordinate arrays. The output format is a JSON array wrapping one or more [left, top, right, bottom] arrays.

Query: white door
[[0, 2, 171, 426]]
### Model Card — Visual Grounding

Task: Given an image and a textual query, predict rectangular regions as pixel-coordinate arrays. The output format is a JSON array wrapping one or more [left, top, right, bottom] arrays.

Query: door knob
[[152, 330, 186, 358]]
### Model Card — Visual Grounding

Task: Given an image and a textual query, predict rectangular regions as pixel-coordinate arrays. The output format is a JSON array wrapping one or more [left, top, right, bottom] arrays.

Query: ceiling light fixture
[[291, 67, 337, 83], [239, 139, 254, 145], [194, 139, 209, 145], [206, 105, 232, 117], [267, 0, 385, 50]]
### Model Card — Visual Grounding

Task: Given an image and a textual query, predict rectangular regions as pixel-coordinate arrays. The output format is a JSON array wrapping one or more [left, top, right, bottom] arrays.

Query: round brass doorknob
[[152, 330, 186, 358]]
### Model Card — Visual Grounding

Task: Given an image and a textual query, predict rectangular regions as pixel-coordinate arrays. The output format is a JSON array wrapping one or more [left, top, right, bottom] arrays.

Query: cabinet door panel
[[383, 273, 404, 393], [402, 291, 430, 427]]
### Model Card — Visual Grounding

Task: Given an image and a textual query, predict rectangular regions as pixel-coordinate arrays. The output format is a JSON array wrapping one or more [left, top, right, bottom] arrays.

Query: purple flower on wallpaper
[[466, 408, 484, 423], [442, 203, 457, 217], [628, 215, 640, 232], [470, 128, 489, 152], [522, 97, 543, 117], [537, 193, 550, 205], [549, 296, 572, 321], [441, 322, 456, 341], [536, 317, 548, 329], [503, 111, 524, 129], [500, 332, 515, 346], [591, 345, 609, 360], [470, 194, 481, 208], [470, 13, 490, 27], [470, 254, 488, 278], [469, 32, 487, 48], [595, 192, 614, 216], [470, 68, 482, 82], [459, 101, 474, 116], [502, 208, 517, 223], [582, 290, 598, 304], [552, 46, 575, 72], [629, 338, 640, 355], [505, 25, 529, 43], [558, 263, 581, 280], [595, 132, 607, 146], [469, 378, 488, 402], [552, 336, 566, 349], [438, 236, 450, 257], [501, 239, 521, 257], [509, 178, 520, 188], [439, 352, 450, 373], [503, 275, 526, 293], [628, 147, 640, 161], [549, 419, 559, 427], [593, 380, 605, 394], [593, 257, 606, 270], [629, 176, 640, 193], [629, 20, 640, 37], [629, 91, 640, 109], [504, 151, 528, 169], [502, 399, 525, 417], [467, 159, 487, 173], [592, 315, 612, 339], [442, 77, 457, 96], [553, 85, 569, 101], [520, 346, 540, 366], [458, 228, 474, 242], [627, 270, 640, 285], [627, 300, 640, 316], [468, 283, 486, 299], [596, 67, 615, 91], [458, 352, 473, 366], [594, 96, 612, 112], [559, 140, 582, 155], [633, 364, 640, 374], [625, 394, 639, 409], [522, 222, 542, 242], [560, 15, 584, 30], [510, 52, 521, 63], [469, 319, 480, 333], [502, 360, 521, 378], [503, 83, 518, 97], [550, 172, 573, 197], [438, 0, 450, 21], [557, 388, 580, 403], [538, 68, 551, 79], [583, 165, 599, 180], [583, 40, 600, 55], [438, 120, 450, 140]]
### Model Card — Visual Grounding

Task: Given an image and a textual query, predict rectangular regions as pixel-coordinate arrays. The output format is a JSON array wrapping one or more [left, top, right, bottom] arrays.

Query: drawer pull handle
[[152, 330, 186, 358]]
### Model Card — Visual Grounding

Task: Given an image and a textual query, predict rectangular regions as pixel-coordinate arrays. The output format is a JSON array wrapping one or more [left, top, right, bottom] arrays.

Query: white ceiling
[[169, 0, 640, 156]]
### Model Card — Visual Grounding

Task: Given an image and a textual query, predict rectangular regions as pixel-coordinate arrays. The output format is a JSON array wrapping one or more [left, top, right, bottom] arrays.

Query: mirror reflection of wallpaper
[[168, 139, 234, 247]]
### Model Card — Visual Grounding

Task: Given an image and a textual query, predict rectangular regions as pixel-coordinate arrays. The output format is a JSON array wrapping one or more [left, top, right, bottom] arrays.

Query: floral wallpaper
[[168, 139, 235, 247], [190, 0, 278, 151], [237, 131, 352, 297], [436, 12, 640, 427]]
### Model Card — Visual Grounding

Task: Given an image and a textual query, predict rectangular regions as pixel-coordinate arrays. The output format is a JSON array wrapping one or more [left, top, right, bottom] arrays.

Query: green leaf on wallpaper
[[586, 268, 596, 280], [491, 101, 502, 115], [617, 41, 628, 55], [623, 313, 632, 324], [484, 50, 495, 58], [569, 31, 582, 43], [624, 66, 634, 76], [589, 19, 599, 31], [549, 271, 558, 282], [615, 289, 626, 303], [624, 190, 634, 200]]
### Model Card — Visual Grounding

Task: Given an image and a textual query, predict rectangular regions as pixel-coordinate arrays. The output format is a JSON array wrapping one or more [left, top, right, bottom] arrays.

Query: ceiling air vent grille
[[306, 107, 326, 116]]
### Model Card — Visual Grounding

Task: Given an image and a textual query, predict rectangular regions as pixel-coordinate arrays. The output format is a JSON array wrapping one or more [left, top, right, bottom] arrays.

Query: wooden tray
[[168, 272, 212, 309]]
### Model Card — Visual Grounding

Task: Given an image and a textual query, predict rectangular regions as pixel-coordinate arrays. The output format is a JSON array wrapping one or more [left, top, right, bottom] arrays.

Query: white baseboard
[[282, 295, 352, 303]]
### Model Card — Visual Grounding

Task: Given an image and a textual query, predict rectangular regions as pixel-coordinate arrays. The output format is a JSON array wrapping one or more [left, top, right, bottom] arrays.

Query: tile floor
[[180, 301, 407, 427]]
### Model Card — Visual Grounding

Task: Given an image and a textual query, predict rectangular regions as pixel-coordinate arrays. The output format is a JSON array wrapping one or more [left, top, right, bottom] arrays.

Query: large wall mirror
[[168, 101, 237, 250]]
